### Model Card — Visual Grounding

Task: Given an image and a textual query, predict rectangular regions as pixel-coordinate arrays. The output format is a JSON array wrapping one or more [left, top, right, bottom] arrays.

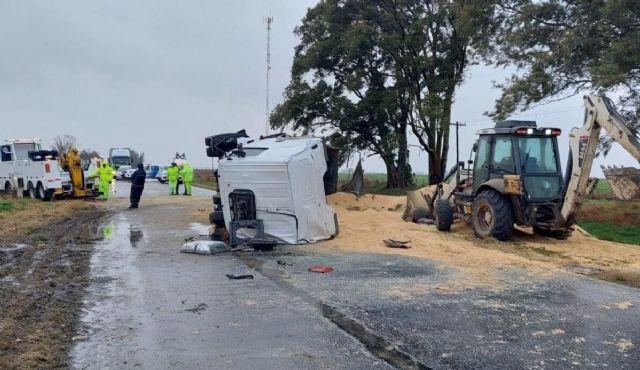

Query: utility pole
[[264, 16, 273, 136]]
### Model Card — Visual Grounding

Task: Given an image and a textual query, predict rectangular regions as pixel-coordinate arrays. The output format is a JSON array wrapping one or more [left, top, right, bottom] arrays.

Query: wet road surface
[[71, 180, 640, 369], [70, 181, 390, 369]]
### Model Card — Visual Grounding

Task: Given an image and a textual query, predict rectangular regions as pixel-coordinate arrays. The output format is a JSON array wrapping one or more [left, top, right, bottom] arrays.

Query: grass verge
[[577, 221, 640, 246]]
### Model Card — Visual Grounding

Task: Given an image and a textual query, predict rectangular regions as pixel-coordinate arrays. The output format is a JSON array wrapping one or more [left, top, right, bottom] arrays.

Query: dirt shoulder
[[0, 199, 108, 369], [323, 192, 640, 291]]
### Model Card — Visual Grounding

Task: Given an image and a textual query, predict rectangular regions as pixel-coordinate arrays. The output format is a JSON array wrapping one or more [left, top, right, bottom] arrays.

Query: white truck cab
[[0, 139, 66, 200]]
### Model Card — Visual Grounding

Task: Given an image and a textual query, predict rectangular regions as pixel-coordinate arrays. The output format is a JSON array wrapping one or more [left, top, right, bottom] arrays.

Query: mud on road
[[0, 202, 107, 369]]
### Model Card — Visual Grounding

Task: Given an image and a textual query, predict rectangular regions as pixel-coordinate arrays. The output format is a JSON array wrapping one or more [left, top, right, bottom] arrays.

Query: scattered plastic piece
[[383, 239, 412, 249], [180, 240, 229, 255], [225, 274, 254, 280], [308, 265, 334, 273], [184, 303, 209, 314], [277, 260, 292, 267]]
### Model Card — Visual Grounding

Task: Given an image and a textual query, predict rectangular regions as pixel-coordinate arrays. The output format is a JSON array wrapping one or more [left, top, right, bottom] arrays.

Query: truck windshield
[[112, 156, 130, 166], [517, 137, 559, 174], [14, 143, 38, 160]]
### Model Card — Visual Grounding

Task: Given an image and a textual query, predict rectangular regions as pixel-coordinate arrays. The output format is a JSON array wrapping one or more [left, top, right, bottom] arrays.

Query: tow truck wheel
[[36, 182, 45, 200], [435, 199, 454, 231], [472, 190, 513, 241], [27, 182, 36, 199], [42, 189, 54, 202]]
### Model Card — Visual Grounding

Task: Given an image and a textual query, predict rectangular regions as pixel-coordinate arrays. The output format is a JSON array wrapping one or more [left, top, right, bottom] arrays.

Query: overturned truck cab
[[205, 131, 339, 248]]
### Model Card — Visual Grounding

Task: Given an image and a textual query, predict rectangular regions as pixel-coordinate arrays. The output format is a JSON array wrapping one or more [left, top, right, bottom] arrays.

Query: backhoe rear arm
[[560, 94, 640, 226]]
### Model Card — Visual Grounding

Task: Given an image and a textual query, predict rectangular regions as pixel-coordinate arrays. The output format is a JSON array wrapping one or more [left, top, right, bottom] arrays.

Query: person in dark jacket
[[129, 163, 146, 209]]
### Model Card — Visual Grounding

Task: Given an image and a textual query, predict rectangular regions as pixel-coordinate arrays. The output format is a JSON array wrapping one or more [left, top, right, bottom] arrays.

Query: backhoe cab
[[435, 120, 566, 241]]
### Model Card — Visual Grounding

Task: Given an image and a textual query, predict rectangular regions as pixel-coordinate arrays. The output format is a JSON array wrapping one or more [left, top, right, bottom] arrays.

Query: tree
[[488, 0, 640, 153], [80, 149, 101, 162], [130, 150, 145, 166], [272, 0, 501, 185], [52, 134, 77, 156], [373, 0, 500, 183], [271, 0, 413, 188]]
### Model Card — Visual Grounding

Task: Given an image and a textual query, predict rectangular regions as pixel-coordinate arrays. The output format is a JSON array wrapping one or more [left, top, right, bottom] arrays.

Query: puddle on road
[[70, 214, 147, 368]]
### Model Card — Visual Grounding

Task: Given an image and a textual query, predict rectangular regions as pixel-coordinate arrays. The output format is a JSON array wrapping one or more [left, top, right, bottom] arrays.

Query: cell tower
[[264, 16, 273, 136]]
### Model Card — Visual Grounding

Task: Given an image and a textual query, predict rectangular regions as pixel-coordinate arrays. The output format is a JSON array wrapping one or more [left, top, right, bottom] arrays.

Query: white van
[[0, 139, 66, 200]]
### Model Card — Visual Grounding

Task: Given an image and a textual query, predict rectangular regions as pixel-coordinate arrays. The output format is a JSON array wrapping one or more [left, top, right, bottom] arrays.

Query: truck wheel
[[27, 182, 36, 199], [472, 190, 513, 241], [435, 199, 454, 231], [209, 210, 225, 227], [533, 227, 572, 240], [42, 189, 55, 202], [35, 182, 45, 199], [3, 182, 10, 193]]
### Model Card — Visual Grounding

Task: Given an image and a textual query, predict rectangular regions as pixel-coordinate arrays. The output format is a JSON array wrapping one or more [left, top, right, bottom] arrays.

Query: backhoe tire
[[435, 199, 454, 232], [533, 227, 572, 240], [472, 190, 513, 241]]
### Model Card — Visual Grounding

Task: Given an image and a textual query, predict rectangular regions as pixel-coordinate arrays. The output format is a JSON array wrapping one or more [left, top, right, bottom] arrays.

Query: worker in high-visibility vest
[[180, 162, 194, 196], [167, 162, 180, 195], [91, 162, 114, 200]]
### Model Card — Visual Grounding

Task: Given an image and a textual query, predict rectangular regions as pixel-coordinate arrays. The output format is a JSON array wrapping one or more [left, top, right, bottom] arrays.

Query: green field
[[338, 172, 429, 196]]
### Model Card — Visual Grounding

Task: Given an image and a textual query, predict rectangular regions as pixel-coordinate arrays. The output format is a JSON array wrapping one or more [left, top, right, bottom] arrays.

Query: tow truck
[[0, 139, 66, 200]]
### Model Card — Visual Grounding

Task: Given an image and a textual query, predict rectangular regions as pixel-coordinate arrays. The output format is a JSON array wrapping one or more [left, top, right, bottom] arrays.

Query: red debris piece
[[308, 265, 334, 273]]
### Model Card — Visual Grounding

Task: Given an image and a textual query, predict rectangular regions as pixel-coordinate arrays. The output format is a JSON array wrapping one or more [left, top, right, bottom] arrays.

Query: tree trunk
[[395, 121, 413, 187], [428, 154, 444, 185]]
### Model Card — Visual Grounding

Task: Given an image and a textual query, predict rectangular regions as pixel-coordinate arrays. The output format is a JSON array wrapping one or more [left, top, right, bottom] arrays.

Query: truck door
[[473, 136, 491, 193]]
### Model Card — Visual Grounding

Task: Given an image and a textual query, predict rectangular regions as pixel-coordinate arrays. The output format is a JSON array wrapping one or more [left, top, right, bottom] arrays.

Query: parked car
[[147, 165, 160, 179], [115, 165, 132, 180], [124, 167, 136, 180], [156, 166, 183, 184]]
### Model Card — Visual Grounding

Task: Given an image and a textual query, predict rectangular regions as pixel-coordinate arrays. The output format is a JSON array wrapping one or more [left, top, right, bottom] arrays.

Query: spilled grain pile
[[321, 192, 640, 290]]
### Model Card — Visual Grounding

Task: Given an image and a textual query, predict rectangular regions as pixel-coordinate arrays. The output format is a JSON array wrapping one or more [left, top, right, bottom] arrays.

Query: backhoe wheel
[[533, 227, 572, 240], [435, 199, 454, 232], [472, 190, 513, 241]]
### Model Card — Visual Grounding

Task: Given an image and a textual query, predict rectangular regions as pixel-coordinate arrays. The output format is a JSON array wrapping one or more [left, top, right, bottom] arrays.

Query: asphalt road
[[70, 181, 640, 369], [70, 181, 390, 369]]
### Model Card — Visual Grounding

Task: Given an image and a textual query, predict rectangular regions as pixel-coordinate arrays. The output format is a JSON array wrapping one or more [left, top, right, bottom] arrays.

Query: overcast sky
[[1, 1, 637, 177]]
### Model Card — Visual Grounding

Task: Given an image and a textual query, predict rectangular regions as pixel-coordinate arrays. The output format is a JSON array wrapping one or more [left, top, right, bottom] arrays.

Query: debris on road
[[184, 303, 209, 314], [277, 259, 293, 266], [308, 265, 334, 273], [225, 274, 254, 280], [180, 240, 229, 255], [71, 335, 89, 342], [383, 239, 412, 249]]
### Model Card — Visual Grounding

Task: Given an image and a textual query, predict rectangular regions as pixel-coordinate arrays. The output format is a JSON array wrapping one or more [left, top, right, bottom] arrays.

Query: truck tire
[[3, 181, 10, 193], [209, 210, 225, 227], [533, 227, 572, 240], [435, 199, 454, 231], [27, 182, 36, 199], [35, 182, 45, 199], [472, 190, 513, 241], [42, 189, 55, 202]]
